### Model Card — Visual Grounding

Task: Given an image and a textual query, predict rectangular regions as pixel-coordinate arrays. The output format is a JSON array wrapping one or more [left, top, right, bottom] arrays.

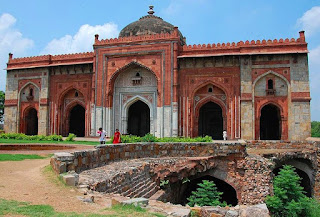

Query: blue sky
[[0, 0, 320, 120]]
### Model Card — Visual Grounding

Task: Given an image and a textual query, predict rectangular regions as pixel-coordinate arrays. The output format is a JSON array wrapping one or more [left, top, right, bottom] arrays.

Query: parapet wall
[[50, 142, 246, 174]]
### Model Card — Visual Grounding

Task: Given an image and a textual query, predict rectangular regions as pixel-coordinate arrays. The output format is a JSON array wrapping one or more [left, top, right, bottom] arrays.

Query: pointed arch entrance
[[68, 104, 85, 137], [198, 102, 223, 139], [127, 100, 150, 136], [25, 108, 38, 135], [59, 88, 86, 137], [260, 104, 281, 140]]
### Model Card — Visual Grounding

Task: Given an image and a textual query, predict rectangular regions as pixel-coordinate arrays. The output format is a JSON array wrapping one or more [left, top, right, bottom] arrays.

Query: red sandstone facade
[[4, 8, 311, 140]]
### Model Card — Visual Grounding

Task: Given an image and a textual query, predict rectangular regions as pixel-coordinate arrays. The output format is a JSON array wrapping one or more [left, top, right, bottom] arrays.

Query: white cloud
[[297, 6, 320, 36], [41, 23, 119, 55], [0, 13, 34, 91], [309, 45, 320, 120]]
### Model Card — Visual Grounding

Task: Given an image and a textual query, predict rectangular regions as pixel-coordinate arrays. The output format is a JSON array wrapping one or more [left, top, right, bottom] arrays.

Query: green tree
[[187, 180, 227, 207], [0, 91, 4, 123], [311, 121, 320, 137], [266, 165, 309, 217]]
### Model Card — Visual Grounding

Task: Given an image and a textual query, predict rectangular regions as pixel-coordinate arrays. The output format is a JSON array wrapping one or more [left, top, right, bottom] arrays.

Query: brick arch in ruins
[[18, 82, 40, 134], [58, 87, 86, 136], [191, 81, 228, 138], [253, 70, 290, 140], [112, 62, 158, 136]]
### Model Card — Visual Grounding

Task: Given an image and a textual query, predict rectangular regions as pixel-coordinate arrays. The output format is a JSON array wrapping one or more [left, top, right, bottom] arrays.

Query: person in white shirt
[[223, 130, 227, 141], [97, 127, 107, 144]]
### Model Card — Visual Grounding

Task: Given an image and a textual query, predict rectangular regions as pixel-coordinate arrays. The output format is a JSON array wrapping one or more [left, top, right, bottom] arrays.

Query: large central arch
[[127, 100, 150, 136], [113, 63, 157, 136], [198, 102, 223, 139]]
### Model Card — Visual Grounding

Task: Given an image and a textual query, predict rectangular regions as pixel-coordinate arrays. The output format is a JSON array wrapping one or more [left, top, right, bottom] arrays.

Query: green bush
[[121, 135, 142, 143], [187, 180, 228, 207], [0, 133, 64, 142], [46, 134, 63, 141], [65, 133, 76, 142], [142, 133, 156, 142], [266, 165, 309, 217]]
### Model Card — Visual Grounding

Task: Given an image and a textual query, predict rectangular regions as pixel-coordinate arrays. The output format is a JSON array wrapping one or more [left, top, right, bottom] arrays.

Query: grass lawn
[[0, 198, 165, 217], [0, 138, 103, 146], [0, 154, 47, 161]]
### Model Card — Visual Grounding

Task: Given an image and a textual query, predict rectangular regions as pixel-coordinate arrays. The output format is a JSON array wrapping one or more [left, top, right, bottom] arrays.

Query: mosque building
[[4, 6, 311, 140]]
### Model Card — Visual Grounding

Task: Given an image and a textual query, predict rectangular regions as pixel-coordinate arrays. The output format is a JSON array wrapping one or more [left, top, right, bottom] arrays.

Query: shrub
[[65, 133, 76, 142], [142, 133, 156, 142], [266, 165, 309, 217], [46, 134, 63, 141], [187, 180, 228, 207], [121, 135, 142, 143]]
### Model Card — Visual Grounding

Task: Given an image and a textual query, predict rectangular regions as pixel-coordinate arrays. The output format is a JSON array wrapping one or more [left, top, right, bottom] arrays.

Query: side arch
[[193, 82, 228, 138], [253, 70, 290, 140], [58, 88, 87, 136]]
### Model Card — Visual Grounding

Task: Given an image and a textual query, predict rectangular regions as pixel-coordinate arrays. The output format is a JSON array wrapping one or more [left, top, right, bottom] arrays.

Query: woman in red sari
[[113, 129, 121, 144]]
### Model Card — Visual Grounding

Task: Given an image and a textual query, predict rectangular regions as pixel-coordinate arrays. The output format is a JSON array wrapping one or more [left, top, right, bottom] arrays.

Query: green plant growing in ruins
[[160, 179, 169, 187], [265, 165, 309, 217], [187, 180, 227, 207], [182, 177, 190, 184]]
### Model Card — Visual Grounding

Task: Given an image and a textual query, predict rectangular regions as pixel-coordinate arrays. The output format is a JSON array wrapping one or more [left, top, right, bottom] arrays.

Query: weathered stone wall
[[241, 101, 253, 139], [50, 142, 246, 174], [289, 101, 311, 140]]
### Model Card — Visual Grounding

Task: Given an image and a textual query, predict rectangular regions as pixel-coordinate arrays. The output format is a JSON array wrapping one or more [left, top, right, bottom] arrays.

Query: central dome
[[119, 6, 185, 44]]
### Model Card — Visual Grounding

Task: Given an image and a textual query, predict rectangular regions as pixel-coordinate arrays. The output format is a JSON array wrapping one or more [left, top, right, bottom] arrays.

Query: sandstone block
[[122, 198, 149, 207]]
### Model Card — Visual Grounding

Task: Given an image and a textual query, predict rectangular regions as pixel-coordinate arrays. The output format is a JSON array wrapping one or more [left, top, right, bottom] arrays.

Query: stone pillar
[[240, 56, 254, 139], [38, 71, 50, 135]]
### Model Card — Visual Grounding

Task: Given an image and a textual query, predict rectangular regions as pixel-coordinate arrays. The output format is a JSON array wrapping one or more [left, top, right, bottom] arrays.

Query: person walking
[[97, 127, 107, 144], [113, 129, 121, 144]]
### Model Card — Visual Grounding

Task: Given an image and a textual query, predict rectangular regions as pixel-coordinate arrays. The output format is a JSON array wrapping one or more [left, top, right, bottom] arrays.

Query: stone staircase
[[79, 159, 159, 199]]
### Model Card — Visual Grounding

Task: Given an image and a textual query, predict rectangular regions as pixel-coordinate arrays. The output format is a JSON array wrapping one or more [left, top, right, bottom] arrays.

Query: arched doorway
[[128, 100, 150, 136], [25, 108, 38, 135], [198, 102, 223, 139], [69, 104, 85, 137], [260, 104, 281, 140]]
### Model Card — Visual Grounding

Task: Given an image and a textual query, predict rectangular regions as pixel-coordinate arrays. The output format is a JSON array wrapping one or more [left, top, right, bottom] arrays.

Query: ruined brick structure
[[4, 6, 311, 140], [50, 140, 320, 205]]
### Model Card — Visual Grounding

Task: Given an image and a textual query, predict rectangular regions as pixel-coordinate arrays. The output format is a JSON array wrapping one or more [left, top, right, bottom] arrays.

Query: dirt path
[[0, 158, 109, 213], [0, 144, 116, 215]]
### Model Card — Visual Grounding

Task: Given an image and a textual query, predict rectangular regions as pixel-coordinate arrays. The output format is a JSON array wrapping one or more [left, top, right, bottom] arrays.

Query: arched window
[[75, 91, 79, 97], [29, 88, 33, 97], [268, 79, 274, 89], [208, 87, 213, 93]]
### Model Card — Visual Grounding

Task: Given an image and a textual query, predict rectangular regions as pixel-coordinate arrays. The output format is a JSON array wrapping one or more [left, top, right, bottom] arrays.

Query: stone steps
[[127, 179, 151, 198], [140, 182, 159, 198], [122, 177, 159, 199]]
